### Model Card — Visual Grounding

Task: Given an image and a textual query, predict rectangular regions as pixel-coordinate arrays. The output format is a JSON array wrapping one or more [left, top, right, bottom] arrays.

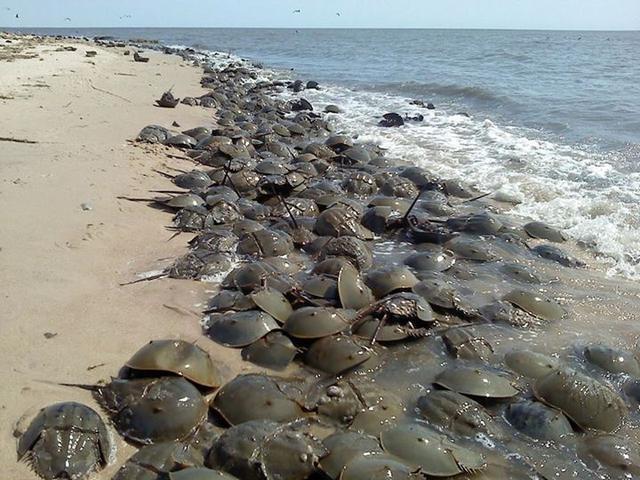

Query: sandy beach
[[0, 35, 249, 479]]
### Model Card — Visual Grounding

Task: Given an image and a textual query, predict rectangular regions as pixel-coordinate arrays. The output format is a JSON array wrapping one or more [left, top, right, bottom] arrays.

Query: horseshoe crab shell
[[207, 311, 279, 348], [504, 350, 561, 379], [249, 287, 293, 323], [584, 344, 640, 376], [169, 469, 239, 479], [17, 402, 110, 480], [533, 368, 627, 432], [523, 221, 567, 242], [98, 377, 208, 444], [113, 440, 206, 480], [416, 390, 505, 439], [505, 401, 573, 442], [241, 331, 298, 371], [338, 264, 375, 310], [404, 248, 455, 272], [305, 335, 371, 374], [258, 421, 328, 480], [212, 374, 305, 425], [503, 289, 565, 322], [365, 267, 419, 299], [340, 454, 417, 480], [320, 432, 383, 479], [380, 423, 486, 477], [284, 307, 354, 339], [435, 367, 519, 399], [125, 339, 222, 388], [580, 435, 640, 476]]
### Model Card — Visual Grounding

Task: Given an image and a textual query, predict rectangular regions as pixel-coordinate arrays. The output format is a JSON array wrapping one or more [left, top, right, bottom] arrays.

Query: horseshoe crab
[[241, 331, 298, 371], [97, 377, 208, 444], [340, 454, 418, 480], [205, 290, 255, 314], [343, 171, 378, 196], [258, 421, 327, 480], [17, 402, 110, 480], [229, 262, 292, 294], [338, 264, 375, 310], [584, 344, 640, 376], [435, 367, 519, 399], [404, 247, 455, 273], [305, 335, 372, 374], [365, 267, 419, 299], [533, 368, 628, 432], [532, 244, 586, 268], [416, 390, 505, 439], [445, 236, 497, 262], [380, 423, 486, 477], [315, 207, 373, 240], [504, 350, 561, 379], [320, 431, 383, 479], [503, 289, 565, 322], [505, 401, 573, 442], [446, 213, 503, 236], [112, 437, 217, 480], [284, 307, 354, 339], [580, 435, 640, 476], [169, 469, 239, 479], [207, 311, 279, 348], [524, 221, 567, 242], [318, 236, 374, 271], [249, 286, 293, 323], [499, 263, 542, 284], [442, 327, 495, 363], [125, 339, 222, 388], [237, 229, 294, 257], [212, 374, 305, 425]]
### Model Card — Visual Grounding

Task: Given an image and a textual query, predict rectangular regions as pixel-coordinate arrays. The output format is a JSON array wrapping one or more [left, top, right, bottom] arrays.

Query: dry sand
[[0, 35, 249, 478]]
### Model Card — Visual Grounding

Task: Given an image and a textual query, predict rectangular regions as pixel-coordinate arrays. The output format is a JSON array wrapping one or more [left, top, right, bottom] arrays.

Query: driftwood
[[0, 136, 38, 144]]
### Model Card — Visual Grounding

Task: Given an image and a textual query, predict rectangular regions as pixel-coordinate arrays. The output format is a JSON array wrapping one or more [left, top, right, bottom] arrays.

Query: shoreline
[[2, 31, 640, 479]]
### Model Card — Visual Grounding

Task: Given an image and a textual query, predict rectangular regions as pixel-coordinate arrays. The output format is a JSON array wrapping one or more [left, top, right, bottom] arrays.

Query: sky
[[1, 0, 639, 30]]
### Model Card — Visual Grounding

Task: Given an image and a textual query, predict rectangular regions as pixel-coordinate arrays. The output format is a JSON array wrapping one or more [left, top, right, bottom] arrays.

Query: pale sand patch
[[0, 36, 252, 478]]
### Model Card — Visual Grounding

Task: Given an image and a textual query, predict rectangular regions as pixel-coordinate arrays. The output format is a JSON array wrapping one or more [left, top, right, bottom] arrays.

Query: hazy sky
[[1, 0, 639, 30]]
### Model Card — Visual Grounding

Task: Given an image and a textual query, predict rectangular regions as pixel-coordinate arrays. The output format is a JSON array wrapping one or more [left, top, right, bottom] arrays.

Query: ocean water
[[16, 28, 640, 278]]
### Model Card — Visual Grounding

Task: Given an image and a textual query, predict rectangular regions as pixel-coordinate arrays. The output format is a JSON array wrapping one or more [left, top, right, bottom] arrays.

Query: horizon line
[[3, 26, 639, 32]]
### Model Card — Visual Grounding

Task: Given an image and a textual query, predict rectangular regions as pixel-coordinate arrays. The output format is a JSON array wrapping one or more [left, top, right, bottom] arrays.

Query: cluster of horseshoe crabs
[[16, 49, 640, 480]]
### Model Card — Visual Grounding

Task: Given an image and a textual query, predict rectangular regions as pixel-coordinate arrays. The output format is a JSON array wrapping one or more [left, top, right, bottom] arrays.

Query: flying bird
[[336, 12, 341, 16], [120, 14, 132, 19], [64, 17, 71, 21], [292, 9, 301, 13], [15, 13, 19, 18]]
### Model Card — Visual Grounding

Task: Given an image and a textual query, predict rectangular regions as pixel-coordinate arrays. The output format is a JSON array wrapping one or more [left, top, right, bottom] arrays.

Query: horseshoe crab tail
[[119, 272, 168, 286], [402, 187, 424, 224]]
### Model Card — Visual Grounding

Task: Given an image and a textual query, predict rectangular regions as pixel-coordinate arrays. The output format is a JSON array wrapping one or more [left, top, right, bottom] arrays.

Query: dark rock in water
[[378, 112, 404, 127], [427, 103, 435, 110], [290, 98, 313, 112], [410, 99, 425, 107], [455, 112, 470, 117], [156, 91, 180, 108], [306, 80, 320, 90]]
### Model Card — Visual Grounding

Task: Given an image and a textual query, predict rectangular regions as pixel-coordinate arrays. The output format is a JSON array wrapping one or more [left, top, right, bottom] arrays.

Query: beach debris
[[17, 402, 110, 480], [80, 202, 92, 211]]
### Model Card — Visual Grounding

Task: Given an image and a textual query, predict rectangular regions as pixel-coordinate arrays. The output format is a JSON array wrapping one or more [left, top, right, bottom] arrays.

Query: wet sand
[[0, 35, 248, 479]]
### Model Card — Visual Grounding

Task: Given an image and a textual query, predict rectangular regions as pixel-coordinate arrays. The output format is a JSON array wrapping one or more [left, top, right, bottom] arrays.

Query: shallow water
[[15, 27, 640, 279]]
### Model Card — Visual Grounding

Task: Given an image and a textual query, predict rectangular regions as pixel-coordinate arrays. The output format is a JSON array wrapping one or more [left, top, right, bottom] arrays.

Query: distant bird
[[64, 17, 71, 21], [120, 14, 132, 19], [15, 13, 19, 18], [336, 12, 341, 16], [292, 9, 301, 13]]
